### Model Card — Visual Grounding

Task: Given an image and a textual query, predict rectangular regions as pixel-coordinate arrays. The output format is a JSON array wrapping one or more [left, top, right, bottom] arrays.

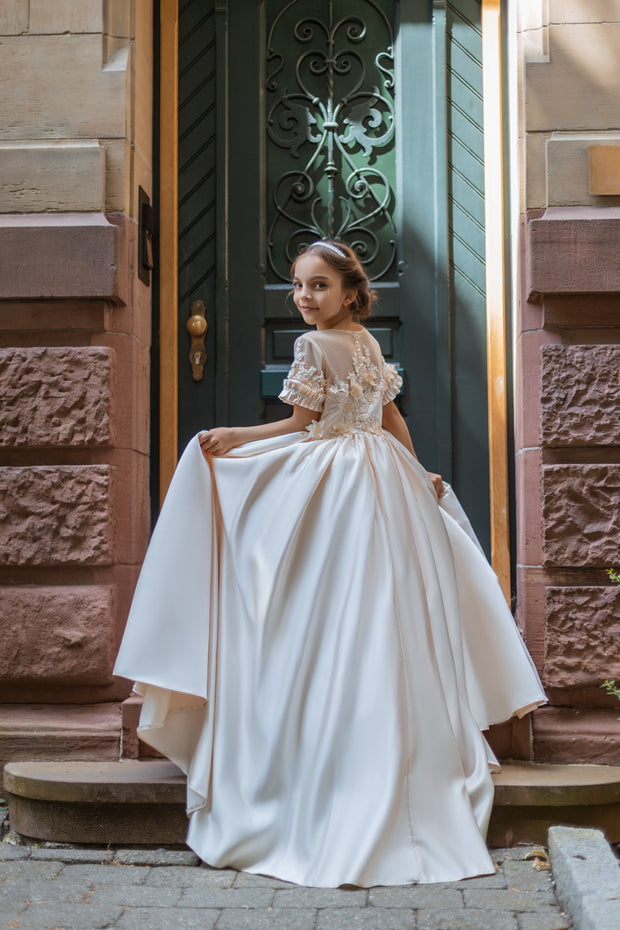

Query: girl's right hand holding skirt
[[199, 428, 241, 457]]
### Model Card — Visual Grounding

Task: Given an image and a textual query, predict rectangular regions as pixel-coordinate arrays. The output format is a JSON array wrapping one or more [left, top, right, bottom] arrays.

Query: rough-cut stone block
[[542, 465, 620, 567], [0, 465, 111, 566], [528, 207, 620, 296], [0, 141, 104, 212], [0, 586, 115, 684], [0, 0, 27, 34], [533, 707, 620, 764], [29, 0, 103, 34], [0, 347, 113, 447], [0, 35, 126, 141], [0, 704, 121, 774], [541, 345, 620, 446], [0, 214, 128, 304], [544, 586, 620, 688]]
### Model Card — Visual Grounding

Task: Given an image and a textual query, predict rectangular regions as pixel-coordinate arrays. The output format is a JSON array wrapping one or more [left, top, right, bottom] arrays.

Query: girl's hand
[[199, 428, 240, 457], [428, 472, 445, 498]]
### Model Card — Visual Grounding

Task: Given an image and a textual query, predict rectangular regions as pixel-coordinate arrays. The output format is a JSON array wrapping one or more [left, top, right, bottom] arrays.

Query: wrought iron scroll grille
[[266, 0, 397, 282]]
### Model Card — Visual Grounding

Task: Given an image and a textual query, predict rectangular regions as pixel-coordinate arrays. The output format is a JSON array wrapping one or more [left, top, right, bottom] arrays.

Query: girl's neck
[[316, 307, 359, 331]]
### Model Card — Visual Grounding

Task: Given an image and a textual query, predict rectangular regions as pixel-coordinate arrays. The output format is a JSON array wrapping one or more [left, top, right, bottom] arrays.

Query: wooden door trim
[[482, 0, 511, 600], [159, 0, 179, 503]]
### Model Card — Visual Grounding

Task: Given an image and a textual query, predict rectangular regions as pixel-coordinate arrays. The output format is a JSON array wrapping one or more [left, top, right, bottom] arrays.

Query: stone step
[[0, 704, 123, 776], [489, 761, 620, 847], [3, 760, 187, 846], [4, 760, 620, 848]]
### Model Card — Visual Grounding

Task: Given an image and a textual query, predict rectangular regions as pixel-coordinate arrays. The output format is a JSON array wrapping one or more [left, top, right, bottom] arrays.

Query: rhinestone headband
[[310, 240, 346, 257]]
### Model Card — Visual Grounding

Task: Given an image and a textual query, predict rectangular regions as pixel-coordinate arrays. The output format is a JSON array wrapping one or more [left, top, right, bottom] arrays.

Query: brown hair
[[290, 240, 377, 321]]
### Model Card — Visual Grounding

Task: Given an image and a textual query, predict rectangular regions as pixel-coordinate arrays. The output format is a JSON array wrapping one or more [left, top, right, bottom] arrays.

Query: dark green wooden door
[[175, 0, 491, 553]]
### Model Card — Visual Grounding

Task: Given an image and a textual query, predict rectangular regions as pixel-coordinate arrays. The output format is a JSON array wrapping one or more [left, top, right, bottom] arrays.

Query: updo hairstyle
[[291, 240, 378, 321]]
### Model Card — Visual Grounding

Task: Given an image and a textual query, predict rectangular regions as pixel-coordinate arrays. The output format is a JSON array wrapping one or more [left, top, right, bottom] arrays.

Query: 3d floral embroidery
[[299, 333, 402, 440]]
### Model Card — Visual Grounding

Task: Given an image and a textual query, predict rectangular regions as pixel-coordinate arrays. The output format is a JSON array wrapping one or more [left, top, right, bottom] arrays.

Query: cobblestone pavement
[[0, 841, 571, 930]]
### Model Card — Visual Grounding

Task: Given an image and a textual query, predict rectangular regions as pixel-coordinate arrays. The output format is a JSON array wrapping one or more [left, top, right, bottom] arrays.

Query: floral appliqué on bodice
[[279, 330, 402, 440]]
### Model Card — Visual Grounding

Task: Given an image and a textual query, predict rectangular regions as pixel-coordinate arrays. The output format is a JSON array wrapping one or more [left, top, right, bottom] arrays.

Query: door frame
[[158, 0, 179, 506], [157, 0, 512, 599]]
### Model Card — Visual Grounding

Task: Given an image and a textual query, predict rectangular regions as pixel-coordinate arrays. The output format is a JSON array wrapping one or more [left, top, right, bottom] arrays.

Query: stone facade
[[0, 586, 116, 685], [0, 465, 113, 566], [544, 586, 620, 693], [540, 345, 620, 447], [0, 348, 114, 447], [0, 0, 619, 773], [542, 466, 620, 568], [516, 0, 620, 763], [0, 0, 152, 765]]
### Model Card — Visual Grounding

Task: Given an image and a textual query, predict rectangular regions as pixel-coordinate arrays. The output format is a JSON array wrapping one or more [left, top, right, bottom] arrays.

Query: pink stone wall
[[0, 214, 150, 716], [545, 587, 620, 694], [0, 586, 115, 685], [540, 345, 620, 447], [542, 465, 620, 567], [0, 465, 112, 566], [516, 209, 620, 764], [0, 347, 114, 447], [0, 5, 153, 768]]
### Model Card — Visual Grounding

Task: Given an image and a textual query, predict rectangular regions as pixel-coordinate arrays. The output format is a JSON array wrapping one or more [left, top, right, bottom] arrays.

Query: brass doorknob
[[186, 300, 208, 381], [187, 314, 207, 337]]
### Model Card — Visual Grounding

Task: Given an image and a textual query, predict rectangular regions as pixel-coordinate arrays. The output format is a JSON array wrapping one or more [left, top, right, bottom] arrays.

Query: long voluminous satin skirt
[[114, 431, 546, 887]]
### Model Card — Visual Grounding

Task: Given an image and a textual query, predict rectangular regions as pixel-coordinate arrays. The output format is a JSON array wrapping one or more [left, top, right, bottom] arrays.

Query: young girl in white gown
[[114, 240, 546, 888]]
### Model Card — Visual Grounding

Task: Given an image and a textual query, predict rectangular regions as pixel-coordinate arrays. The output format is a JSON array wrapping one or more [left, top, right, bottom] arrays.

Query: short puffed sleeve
[[279, 335, 327, 412], [382, 360, 402, 404]]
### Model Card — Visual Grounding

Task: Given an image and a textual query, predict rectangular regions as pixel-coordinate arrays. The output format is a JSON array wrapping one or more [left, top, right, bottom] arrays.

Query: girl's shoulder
[[297, 327, 386, 374], [302, 326, 376, 345], [311, 326, 384, 357], [293, 329, 323, 356]]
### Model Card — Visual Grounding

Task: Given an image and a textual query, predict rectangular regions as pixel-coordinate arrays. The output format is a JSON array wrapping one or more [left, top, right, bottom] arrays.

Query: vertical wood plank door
[[174, 0, 493, 554]]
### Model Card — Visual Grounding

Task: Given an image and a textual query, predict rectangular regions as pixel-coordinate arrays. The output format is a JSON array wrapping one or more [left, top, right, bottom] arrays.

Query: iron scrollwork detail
[[266, 0, 397, 282]]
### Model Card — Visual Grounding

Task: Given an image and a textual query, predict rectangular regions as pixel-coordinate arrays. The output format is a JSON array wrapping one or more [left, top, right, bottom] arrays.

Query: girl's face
[[292, 253, 355, 330]]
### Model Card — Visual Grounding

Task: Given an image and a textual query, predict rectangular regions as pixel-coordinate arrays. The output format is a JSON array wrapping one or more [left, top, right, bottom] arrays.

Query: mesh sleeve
[[278, 335, 327, 412]]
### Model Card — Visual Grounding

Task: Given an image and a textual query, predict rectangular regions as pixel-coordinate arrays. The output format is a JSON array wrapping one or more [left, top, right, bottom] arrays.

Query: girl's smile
[[292, 253, 357, 330]]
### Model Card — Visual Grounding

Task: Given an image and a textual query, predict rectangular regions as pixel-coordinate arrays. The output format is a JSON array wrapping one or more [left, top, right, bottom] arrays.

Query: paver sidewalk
[[0, 841, 570, 930]]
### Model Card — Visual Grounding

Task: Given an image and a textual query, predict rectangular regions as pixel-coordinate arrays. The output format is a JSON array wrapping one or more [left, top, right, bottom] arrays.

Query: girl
[[115, 240, 545, 888]]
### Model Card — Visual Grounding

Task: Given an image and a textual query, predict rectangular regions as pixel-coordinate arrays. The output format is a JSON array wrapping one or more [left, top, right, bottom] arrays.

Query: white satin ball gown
[[114, 327, 546, 888]]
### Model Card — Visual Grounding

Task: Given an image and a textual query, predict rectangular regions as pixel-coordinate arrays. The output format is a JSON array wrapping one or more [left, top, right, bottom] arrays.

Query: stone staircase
[[0, 697, 158, 777], [0, 703, 125, 775], [3, 759, 620, 849]]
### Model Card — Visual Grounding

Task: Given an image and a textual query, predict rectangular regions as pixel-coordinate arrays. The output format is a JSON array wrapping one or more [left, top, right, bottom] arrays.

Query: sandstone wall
[[0, 0, 152, 218], [0, 1, 152, 764], [2, 0, 619, 772], [516, 0, 620, 763]]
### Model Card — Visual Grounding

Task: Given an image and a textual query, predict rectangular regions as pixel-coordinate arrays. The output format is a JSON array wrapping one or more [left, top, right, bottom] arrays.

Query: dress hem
[[187, 855, 497, 889]]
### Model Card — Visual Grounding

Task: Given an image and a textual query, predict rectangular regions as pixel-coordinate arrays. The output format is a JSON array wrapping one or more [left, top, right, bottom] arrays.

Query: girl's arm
[[382, 401, 444, 497], [199, 404, 319, 456]]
